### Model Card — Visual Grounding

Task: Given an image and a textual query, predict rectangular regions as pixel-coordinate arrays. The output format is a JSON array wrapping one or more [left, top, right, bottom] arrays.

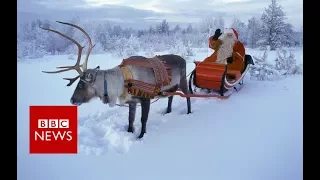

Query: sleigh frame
[[188, 54, 255, 97]]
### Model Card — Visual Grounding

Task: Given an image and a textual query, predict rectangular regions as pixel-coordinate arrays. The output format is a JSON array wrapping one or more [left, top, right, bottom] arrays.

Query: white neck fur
[[93, 67, 125, 107]]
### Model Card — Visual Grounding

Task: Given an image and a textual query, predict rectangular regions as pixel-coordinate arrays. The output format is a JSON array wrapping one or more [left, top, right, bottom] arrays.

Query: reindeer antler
[[40, 21, 94, 86]]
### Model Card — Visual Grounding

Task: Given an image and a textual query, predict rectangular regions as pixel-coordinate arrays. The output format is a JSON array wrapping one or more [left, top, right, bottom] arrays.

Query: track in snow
[[77, 95, 223, 155]]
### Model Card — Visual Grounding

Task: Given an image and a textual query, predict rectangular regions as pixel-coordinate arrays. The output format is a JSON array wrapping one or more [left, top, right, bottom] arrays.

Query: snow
[[17, 48, 303, 180]]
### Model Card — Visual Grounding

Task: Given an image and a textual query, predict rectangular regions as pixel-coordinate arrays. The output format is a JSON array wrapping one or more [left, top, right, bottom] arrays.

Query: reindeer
[[40, 21, 192, 139]]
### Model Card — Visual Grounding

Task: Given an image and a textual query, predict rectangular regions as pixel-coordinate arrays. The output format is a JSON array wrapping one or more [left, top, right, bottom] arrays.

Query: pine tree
[[156, 20, 170, 35], [275, 49, 303, 75], [173, 25, 181, 33], [281, 23, 295, 47], [247, 17, 262, 48], [199, 17, 215, 34], [214, 16, 225, 30], [260, 0, 287, 50], [94, 24, 109, 51], [186, 23, 193, 34], [231, 17, 248, 45], [249, 50, 282, 80]]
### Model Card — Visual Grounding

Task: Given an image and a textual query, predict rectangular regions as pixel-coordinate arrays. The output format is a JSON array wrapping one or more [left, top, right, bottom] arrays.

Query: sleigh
[[187, 54, 255, 98]]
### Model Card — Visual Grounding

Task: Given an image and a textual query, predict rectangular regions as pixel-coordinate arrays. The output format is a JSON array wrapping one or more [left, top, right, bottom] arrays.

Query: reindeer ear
[[85, 73, 93, 82], [95, 66, 100, 70]]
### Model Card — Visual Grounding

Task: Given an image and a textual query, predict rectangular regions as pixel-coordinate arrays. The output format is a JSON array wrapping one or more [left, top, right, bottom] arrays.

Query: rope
[[186, 70, 193, 77]]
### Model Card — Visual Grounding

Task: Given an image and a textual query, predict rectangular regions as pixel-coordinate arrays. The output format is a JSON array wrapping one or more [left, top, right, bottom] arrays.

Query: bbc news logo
[[35, 119, 72, 141], [29, 106, 78, 154]]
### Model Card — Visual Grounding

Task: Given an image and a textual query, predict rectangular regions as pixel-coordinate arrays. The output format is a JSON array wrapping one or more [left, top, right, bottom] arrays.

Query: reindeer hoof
[[127, 126, 135, 133], [138, 132, 145, 139], [166, 109, 172, 114]]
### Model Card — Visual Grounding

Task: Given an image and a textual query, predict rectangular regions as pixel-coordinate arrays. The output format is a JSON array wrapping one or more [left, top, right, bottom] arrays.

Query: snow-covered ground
[[17, 48, 303, 180]]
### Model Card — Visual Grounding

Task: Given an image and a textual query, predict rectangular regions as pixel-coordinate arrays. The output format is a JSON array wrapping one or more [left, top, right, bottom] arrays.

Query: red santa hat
[[224, 28, 238, 39]]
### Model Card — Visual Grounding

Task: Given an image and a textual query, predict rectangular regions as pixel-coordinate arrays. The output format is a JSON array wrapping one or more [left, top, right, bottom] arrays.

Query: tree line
[[17, 0, 302, 60]]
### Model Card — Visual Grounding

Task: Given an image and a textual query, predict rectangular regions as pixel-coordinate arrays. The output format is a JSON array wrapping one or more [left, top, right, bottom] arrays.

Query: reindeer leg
[[128, 102, 137, 133], [166, 96, 173, 114], [165, 85, 178, 114], [180, 78, 192, 114], [138, 98, 150, 139]]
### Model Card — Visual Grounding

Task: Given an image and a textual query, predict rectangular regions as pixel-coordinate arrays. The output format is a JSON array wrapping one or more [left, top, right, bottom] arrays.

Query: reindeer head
[[70, 66, 104, 105], [41, 21, 99, 106]]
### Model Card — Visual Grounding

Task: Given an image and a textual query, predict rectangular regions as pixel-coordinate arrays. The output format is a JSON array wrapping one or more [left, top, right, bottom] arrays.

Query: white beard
[[216, 35, 237, 64]]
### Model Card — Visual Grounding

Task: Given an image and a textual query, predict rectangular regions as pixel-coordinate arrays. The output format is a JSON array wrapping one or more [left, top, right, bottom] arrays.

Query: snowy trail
[[17, 50, 303, 180]]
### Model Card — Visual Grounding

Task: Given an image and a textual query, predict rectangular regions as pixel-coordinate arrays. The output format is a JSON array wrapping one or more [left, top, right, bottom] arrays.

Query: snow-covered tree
[[59, 16, 80, 49], [112, 34, 140, 58], [231, 17, 248, 45], [148, 26, 156, 34], [281, 23, 295, 47], [122, 27, 135, 38], [94, 24, 110, 51], [172, 25, 182, 33], [156, 20, 170, 35], [186, 23, 194, 34], [18, 19, 50, 59], [259, 0, 287, 50], [249, 50, 282, 80], [247, 17, 262, 48], [169, 38, 194, 60], [111, 25, 123, 37], [17, 39, 26, 60], [292, 31, 303, 47], [275, 49, 303, 75], [16, 6, 301, 61], [199, 17, 215, 34], [214, 16, 225, 30]]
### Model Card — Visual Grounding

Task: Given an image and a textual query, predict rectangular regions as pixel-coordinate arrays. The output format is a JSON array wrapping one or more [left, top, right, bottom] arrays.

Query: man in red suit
[[204, 28, 246, 72], [222, 28, 246, 72]]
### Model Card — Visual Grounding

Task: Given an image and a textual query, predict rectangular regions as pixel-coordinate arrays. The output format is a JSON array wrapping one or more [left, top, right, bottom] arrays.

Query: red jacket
[[228, 40, 245, 72]]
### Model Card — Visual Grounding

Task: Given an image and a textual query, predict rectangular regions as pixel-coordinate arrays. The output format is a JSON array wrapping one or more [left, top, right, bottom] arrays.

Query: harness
[[119, 66, 133, 100], [101, 66, 130, 103], [114, 56, 172, 100]]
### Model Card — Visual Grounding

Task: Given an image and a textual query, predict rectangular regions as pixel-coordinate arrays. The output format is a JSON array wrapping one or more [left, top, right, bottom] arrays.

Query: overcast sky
[[17, 0, 303, 30]]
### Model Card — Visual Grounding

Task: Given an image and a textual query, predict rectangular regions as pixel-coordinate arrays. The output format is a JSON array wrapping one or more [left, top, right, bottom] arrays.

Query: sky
[[17, 0, 303, 30]]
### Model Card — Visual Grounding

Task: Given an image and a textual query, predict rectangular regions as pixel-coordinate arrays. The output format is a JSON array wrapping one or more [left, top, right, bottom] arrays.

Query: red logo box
[[29, 106, 78, 154]]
